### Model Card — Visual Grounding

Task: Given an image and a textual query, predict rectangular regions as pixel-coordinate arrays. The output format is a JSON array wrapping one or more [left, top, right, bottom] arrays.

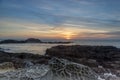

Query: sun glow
[[0, 20, 111, 39], [61, 32, 76, 40]]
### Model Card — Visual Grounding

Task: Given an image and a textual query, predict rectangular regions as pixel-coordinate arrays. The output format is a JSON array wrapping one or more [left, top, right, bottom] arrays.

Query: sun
[[65, 34, 71, 40], [62, 32, 74, 40]]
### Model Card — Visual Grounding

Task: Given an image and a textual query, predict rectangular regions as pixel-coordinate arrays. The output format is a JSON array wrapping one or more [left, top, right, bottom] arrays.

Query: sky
[[0, 0, 120, 40]]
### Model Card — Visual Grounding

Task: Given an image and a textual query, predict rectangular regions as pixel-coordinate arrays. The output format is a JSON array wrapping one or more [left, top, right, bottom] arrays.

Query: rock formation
[[0, 58, 98, 80], [0, 38, 71, 44], [25, 38, 42, 43], [46, 45, 120, 77], [0, 45, 120, 80]]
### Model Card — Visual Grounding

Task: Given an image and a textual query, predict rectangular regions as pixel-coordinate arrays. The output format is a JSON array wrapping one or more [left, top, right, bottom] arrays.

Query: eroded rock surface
[[0, 58, 98, 80], [46, 45, 120, 76]]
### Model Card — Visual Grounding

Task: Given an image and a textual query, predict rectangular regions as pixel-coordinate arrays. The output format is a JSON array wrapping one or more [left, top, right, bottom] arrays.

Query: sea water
[[0, 40, 120, 55]]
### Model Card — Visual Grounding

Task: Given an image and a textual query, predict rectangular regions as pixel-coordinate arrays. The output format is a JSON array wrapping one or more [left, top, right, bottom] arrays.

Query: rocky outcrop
[[0, 38, 42, 44], [46, 45, 120, 60], [48, 57, 98, 80], [25, 38, 42, 43], [0, 51, 51, 68], [0, 45, 120, 79], [46, 45, 120, 77], [0, 38, 72, 44], [46, 45, 120, 64], [0, 58, 98, 80], [0, 39, 24, 44]]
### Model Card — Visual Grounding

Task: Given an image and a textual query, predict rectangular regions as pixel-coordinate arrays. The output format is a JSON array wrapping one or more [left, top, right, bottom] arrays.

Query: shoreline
[[0, 45, 120, 80]]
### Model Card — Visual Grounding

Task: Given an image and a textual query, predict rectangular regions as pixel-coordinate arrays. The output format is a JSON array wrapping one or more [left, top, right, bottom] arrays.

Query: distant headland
[[0, 38, 72, 44]]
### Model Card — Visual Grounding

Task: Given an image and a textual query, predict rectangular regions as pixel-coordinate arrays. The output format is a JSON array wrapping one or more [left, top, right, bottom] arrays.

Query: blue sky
[[0, 0, 120, 40]]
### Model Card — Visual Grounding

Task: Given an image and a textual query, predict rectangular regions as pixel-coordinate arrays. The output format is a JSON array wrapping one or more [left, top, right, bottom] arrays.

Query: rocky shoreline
[[0, 45, 120, 80], [0, 51, 51, 69], [46, 45, 120, 76]]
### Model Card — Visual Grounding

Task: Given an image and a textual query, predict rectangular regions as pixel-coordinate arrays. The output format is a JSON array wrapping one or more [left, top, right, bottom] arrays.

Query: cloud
[[0, 19, 112, 39], [0, 19, 54, 31], [0, 0, 120, 39], [1, 0, 120, 29], [105, 31, 120, 37], [81, 31, 120, 39], [74, 0, 94, 5], [1, 13, 120, 39]]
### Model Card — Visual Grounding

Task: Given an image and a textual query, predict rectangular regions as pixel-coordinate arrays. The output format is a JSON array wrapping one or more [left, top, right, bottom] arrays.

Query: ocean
[[0, 40, 120, 55]]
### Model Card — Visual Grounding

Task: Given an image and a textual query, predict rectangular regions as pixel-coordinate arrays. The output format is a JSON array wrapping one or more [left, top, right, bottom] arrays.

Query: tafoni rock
[[0, 58, 98, 80]]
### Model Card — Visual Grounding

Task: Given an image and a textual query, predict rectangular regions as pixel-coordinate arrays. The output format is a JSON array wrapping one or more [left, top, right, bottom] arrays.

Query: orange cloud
[[1, 20, 115, 39]]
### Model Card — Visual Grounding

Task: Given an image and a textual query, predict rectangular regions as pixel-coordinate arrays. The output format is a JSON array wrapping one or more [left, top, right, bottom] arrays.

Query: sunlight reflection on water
[[0, 43, 72, 55]]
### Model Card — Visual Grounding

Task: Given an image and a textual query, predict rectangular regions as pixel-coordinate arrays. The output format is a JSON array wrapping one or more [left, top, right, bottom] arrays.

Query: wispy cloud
[[0, 0, 120, 39]]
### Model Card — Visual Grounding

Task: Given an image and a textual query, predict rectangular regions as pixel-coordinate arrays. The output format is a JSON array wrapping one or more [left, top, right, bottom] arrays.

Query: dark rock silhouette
[[46, 45, 120, 60], [0, 39, 25, 44], [0, 38, 71, 44], [25, 38, 41, 43], [0, 38, 41, 44]]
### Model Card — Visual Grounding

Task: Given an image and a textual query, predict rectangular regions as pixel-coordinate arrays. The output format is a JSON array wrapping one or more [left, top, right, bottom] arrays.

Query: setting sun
[[64, 33, 71, 40], [61, 32, 76, 40]]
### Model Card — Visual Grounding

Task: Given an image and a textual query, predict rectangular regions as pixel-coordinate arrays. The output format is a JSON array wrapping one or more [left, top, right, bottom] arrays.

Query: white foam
[[98, 76, 105, 80], [98, 73, 120, 80]]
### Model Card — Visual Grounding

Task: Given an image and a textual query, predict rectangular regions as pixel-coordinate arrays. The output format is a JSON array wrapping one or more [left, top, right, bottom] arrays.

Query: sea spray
[[98, 73, 120, 80]]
